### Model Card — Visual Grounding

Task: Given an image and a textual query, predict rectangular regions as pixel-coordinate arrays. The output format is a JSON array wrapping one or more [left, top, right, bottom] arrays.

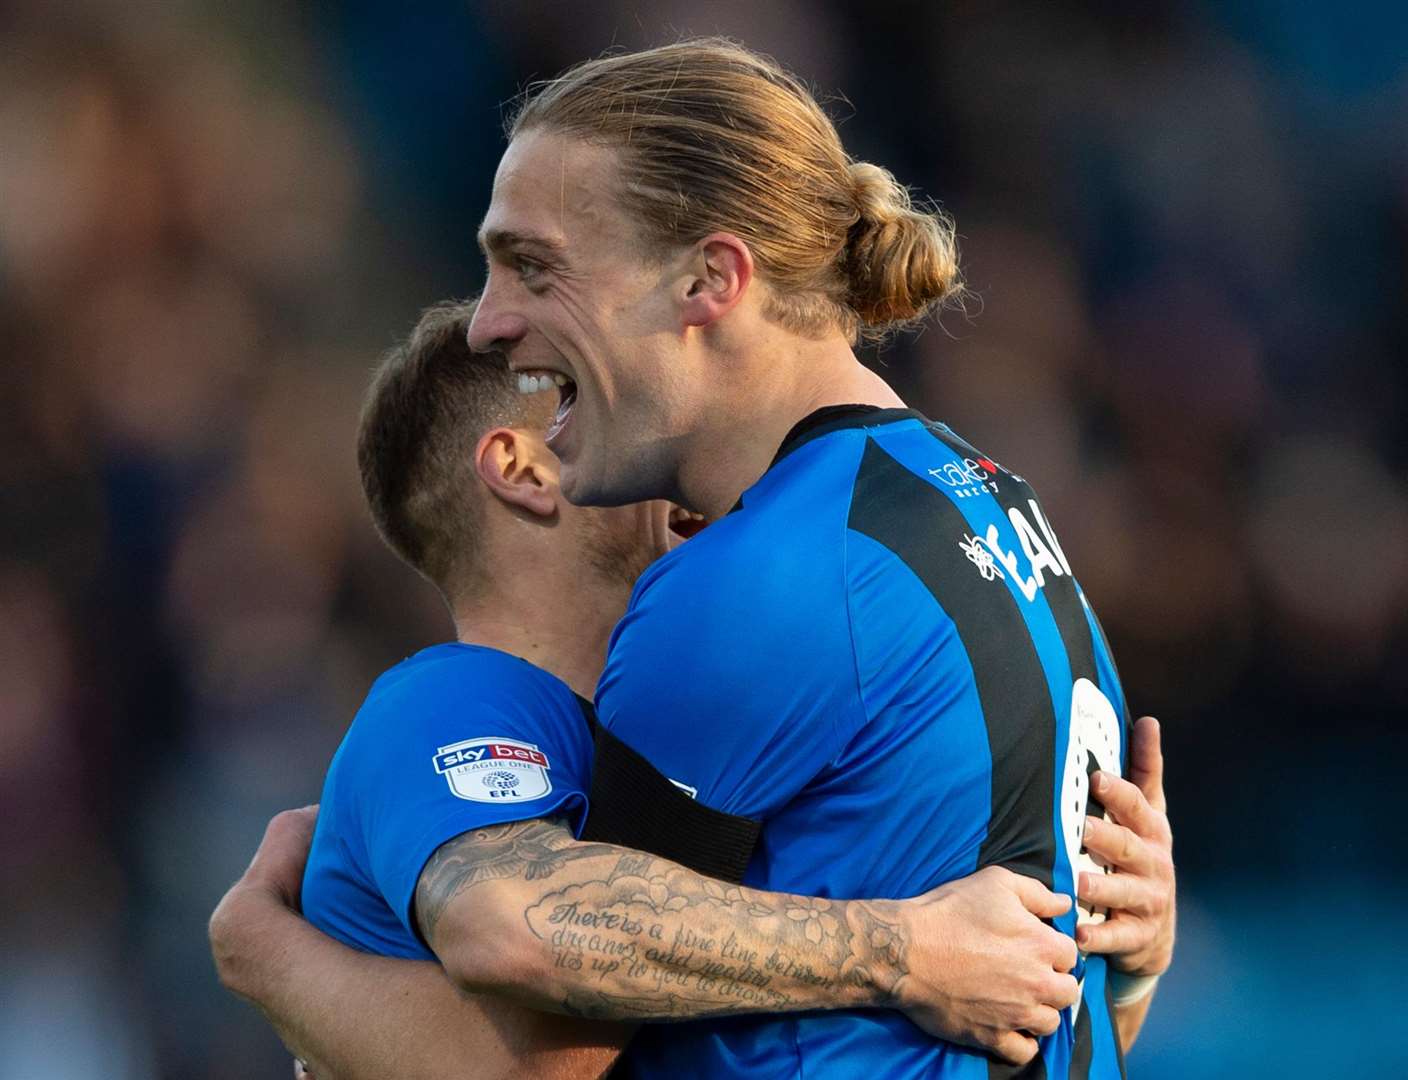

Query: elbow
[[207, 908, 239, 992], [433, 881, 550, 1001], [207, 888, 261, 998]]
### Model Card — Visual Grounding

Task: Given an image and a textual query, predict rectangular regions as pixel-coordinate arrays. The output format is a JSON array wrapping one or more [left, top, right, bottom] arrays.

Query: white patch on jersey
[[1060, 680, 1122, 927], [1062, 680, 1122, 1025], [669, 778, 699, 799], [432, 736, 552, 804]]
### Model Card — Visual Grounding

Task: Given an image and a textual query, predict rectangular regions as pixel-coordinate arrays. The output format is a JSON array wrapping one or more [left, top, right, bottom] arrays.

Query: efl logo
[[433, 736, 552, 804]]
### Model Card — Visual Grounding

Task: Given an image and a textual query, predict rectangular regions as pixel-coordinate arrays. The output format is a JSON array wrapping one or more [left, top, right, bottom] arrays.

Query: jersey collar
[[769, 404, 926, 468], [726, 404, 926, 515]]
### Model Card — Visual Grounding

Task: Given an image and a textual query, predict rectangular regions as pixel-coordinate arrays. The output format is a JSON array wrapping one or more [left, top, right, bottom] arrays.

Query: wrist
[[1110, 939, 1173, 982], [851, 899, 911, 1008], [1108, 968, 1161, 1007]]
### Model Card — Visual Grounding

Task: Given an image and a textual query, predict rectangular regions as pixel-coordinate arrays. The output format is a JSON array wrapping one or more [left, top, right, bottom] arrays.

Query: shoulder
[[338, 643, 589, 783], [368, 642, 572, 705], [357, 644, 578, 731], [331, 644, 596, 864], [616, 503, 848, 665], [627, 426, 880, 606], [597, 431, 880, 737]]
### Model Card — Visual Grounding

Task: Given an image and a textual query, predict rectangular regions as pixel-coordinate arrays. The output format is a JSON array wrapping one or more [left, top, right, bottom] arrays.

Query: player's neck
[[450, 583, 620, 700], [681, 337, 905, 519]]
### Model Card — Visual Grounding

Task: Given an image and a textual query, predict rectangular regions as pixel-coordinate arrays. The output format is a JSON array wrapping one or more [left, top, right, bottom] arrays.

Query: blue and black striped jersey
[[600, 406, 1128, 1080]]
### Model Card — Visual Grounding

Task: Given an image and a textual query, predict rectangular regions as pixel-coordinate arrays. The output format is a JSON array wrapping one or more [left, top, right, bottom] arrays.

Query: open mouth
[[548, 378, 577, 442], [668, 506, 707, 542], [516, 370, 577, 442]]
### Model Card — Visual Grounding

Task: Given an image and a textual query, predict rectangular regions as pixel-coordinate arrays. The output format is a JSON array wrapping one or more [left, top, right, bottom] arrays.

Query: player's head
[[358, 298, 679, 612], [467, 38, 962, 507]]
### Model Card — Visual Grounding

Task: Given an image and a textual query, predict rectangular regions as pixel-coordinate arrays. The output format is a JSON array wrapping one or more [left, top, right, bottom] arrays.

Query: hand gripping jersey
[[302, 644, 596, 959], [599, 407, 1129, 1080]]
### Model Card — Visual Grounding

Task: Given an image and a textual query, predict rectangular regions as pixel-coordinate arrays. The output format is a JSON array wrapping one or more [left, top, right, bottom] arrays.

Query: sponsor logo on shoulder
[[433, 737, 552, 803], [928, 455, 1022, 499]]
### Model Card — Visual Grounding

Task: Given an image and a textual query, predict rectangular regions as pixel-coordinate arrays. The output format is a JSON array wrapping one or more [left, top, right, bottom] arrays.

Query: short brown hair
[[510, 38, 962, 342], [357, 299, 519, 593]]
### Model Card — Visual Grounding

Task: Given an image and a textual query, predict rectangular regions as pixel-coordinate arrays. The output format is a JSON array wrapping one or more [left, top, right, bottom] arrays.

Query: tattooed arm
[[211, 808, 630, 1080], [415, 816, 1081, 1063]]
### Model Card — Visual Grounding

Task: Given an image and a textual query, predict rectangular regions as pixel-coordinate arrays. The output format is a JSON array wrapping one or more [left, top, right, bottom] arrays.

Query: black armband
[[575, 698, 761, 885]]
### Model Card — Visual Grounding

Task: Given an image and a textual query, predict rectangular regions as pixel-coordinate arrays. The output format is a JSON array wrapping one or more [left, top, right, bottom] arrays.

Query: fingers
[[1078, 870, 1153, 916], [251, 806, 319, 866], [990, 1031, 1040, 1067], [1082, 815, 1151, 874], [273, 805, 319, 844], [1043, 969, 1080, 1010], [1128, 716, 1166, 814], [1083, 814, 1156, 877], [1076, 913, 1147, 956], [1008, 872, 1074, 920], [1090, 772, 1168, 845], [1039, 925, 1079, 974], [244, 806, 321, 909], [1024, 1005, 1063, 1038]]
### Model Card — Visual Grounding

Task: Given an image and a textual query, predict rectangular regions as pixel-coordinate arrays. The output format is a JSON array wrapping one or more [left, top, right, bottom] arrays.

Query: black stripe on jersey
[[926, 425, 1098, 686], [926, 424, 1112, 1080], [1106, 970, 1129, 1080], [730, 405, 925, 515], [1043, 579, 1097, 688], [848, 436, 1060, 1080], [847, 437, 1059, 886], [1070, 995, 1094, 1078]]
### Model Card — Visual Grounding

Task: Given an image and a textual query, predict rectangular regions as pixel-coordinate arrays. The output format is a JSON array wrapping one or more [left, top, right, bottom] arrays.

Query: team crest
[[433, 736, 552, 803]]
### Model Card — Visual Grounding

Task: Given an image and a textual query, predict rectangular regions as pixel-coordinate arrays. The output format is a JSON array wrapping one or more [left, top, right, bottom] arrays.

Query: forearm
[[418, 819, 908, 1022], [1114, 984, 1155, 1050], [211, 885, 625, 1080]]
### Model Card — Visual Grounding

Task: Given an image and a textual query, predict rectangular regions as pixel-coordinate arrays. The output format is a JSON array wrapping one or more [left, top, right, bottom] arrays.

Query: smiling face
[[467, 131, 698, 508]]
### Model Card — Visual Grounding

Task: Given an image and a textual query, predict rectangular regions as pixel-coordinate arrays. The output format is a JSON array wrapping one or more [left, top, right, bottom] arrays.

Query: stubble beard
[[580, 511, 662, 595]]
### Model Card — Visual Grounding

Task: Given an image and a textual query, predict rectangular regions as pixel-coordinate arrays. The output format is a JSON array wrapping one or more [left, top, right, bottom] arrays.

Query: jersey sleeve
[[341, 658, 593, 943], [594, 528, 867, 820]]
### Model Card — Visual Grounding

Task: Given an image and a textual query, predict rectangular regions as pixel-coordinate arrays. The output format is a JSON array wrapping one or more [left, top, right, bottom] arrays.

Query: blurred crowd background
[[2, 1, 1405, 1076]]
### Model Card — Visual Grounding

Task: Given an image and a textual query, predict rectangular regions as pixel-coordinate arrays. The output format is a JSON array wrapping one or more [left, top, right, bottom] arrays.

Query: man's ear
[[680, 232, 754, 328], [473, 427, 558, 519]]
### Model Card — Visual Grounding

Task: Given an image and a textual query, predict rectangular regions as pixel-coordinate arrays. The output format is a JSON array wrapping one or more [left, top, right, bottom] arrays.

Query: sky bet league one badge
[[433, 737, 552, 803]]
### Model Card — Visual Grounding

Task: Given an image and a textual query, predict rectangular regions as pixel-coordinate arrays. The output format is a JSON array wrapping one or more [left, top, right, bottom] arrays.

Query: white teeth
[[516, 372, 564, 394]]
